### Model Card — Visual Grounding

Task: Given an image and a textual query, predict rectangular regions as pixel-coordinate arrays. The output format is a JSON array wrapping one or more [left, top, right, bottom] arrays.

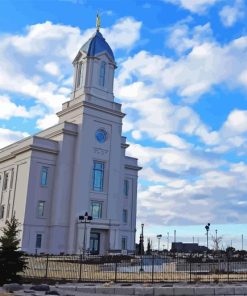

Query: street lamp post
[[205, 223, 210, 251], [167, 232, 170, 252], [157, 234, 162, 252], [215, 229, 218, 251], [79, 212, 92, 259], [140, 223, 144, 272]]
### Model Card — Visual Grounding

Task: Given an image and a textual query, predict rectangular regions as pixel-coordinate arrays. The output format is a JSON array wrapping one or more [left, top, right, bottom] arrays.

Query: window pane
[[76, 63, 83, 88], [99, 61, 106, 87], [36, 234, 42, 248], [37, 201, 45, 217], [92, 161, 104, 192], [0, 205, 5, 219], [41, 167, 48, 186], [121, 237, 127, 250], [10, 169, 14, 189], [123, 209, 128, 223], [3, 172, 8, 190], [91, 202, 102, 219], [124, 180, 129, 196]]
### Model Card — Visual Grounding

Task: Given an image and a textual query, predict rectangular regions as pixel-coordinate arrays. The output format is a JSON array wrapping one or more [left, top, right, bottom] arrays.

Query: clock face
[[95, 129, 107, 143]]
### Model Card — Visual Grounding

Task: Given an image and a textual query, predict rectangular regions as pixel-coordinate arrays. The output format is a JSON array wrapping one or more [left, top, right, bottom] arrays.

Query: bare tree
[[211, 235, 223, 251]]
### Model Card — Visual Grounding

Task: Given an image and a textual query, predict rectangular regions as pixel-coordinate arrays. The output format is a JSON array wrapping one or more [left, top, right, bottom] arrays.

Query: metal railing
[[22, 252, 247, 283]]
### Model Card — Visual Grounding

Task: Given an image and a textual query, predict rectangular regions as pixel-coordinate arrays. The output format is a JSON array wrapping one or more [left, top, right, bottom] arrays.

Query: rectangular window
[[124, 179, 129, 197], [3, 172, 9, 190], [35, 234, 42, 249], [92, 161, 104, 192], [40, 167, 48, 186], [123, 209, 128, 224], [121, 237, 127, 250], [91, 202, 102, 219], [37, 201, 45, 218], [99, 61, 106, 87], [76, 63, 83, 88], [0, 205, 5, 219], [10, 169, 14, 189]]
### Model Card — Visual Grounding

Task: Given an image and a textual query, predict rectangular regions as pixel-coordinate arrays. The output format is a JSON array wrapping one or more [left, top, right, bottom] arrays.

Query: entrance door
[[90, 232, 100, 255]]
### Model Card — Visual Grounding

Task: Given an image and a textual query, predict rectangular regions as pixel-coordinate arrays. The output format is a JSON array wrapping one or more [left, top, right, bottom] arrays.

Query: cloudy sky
[[0, 0, 247, 250]]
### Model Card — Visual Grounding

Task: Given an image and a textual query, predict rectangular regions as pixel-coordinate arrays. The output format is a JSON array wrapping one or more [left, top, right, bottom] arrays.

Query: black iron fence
[[22, 252, 247, 283]]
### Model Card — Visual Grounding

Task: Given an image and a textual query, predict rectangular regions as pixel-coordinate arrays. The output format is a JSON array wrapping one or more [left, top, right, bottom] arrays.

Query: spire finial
[[96, 13, 101, 31]]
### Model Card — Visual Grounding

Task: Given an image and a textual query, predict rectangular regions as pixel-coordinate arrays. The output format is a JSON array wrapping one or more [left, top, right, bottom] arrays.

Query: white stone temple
[[0, 23, 141, 255]]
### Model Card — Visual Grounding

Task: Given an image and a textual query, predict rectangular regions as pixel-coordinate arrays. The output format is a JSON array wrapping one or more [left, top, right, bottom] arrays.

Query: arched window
[[76, 63, 83, 89], [99, 61, 106, 87]]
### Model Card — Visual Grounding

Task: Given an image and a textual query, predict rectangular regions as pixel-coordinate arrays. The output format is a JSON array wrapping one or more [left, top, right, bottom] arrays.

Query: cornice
[[125, 164, 142, 171], [121, 143, 129, 149], [39, 127, 78, 139], [0, 143, 58, 163], [57, 100, 125, 119]]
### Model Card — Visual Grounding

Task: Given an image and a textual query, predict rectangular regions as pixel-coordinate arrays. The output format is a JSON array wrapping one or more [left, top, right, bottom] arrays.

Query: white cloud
[[157, 133, 190, 149], [222, 109, 247, 134], [0, 18, 142, 129], [0, 95, 44, 120], [0, 128, 29, 149], [127, 143, 224, 175], [102, 17, 142, 51], [136, 157, 247, 225], [166, 22, 213, 54], [116, 30, 247, 103], [219, 0, 245, 27], [36, 114, 58, 130], [131, 130, 143, 140], [42, 62, 61, 76], [121, 96, 217, 147], [0, 95, 29, 119], [163, 0, 220, 13]]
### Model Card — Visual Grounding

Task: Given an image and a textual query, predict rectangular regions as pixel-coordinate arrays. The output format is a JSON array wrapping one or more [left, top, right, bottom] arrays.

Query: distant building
[[171, 242, 208, 253], [0, 25, 141, 255]]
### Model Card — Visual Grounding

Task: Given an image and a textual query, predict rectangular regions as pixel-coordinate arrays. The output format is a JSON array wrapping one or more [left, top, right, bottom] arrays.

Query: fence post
[[189, 256, 192, 283], [45, 254, 49, 278], [114, 262, 118, 283], [227, 256, 230, 283], [79, 254, 82, 281], [151, 255, 154, 284]]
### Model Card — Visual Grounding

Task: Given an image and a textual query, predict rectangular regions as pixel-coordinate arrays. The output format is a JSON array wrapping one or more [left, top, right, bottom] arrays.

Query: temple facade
[[0, 26, 141, 255]]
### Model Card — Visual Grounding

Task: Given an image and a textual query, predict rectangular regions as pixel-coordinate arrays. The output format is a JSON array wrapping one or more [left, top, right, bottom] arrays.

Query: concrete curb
[[55, 284, 247, 296]]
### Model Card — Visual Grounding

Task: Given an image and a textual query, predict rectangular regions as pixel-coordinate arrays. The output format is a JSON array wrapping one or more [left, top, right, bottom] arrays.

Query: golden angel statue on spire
[[96, 13, 101, 31]]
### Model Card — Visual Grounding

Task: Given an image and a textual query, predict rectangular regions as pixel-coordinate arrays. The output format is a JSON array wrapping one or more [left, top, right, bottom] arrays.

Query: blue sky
[[0, 0, 247, 250]]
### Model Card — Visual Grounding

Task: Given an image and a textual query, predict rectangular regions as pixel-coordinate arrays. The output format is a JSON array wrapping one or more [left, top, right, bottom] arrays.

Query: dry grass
[[21, 257, 247, 282]]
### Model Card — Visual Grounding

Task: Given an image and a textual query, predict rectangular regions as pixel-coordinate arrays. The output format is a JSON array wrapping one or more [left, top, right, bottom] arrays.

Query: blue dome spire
[[80, 31, 115, 61]]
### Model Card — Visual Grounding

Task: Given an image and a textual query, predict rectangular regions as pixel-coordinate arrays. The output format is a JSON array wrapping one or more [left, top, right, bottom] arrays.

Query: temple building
[[0, 22, 141, 255]]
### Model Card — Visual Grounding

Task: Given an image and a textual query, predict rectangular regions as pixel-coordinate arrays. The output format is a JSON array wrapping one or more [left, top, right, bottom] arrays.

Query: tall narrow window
[[40, 167, 48, 187], [124, 179, 129, 197], [92, 161, 104, 192], [123, 209, 128, 224], [10, 169, 14, 189], [35, 234, 42, 249], [0, 205, 4, 219], [3, 172, 9, 190], [99, 61, 106, 87], [91, 202, 102, 219], [76, 63, 83, 88], [37, 201, 45, 218], [121, 237, 127, 250]]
